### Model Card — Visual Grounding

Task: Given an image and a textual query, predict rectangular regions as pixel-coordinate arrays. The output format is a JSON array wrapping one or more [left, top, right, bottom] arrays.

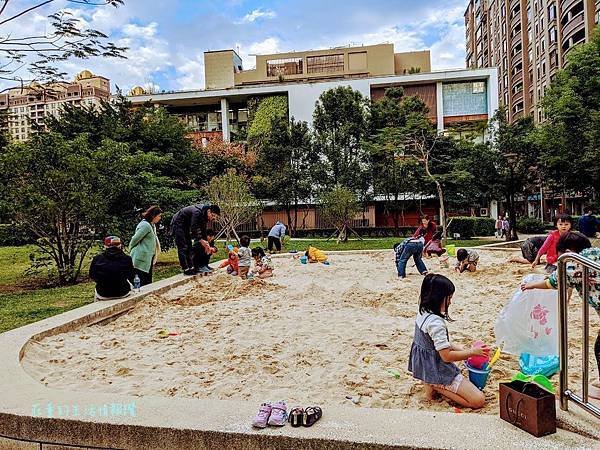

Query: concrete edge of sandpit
[[0, 257, 598, 450]]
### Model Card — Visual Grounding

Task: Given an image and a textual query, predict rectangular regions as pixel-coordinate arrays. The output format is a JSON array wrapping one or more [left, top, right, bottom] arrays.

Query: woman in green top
[[129, 205, 162, 286]]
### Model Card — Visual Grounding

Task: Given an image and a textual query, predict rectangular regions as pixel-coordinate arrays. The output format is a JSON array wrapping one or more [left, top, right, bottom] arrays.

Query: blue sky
[[1, 0, 468, 92]]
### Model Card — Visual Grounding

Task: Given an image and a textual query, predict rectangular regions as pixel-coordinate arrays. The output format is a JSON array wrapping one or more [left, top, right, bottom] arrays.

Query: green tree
[[318, 186, 360, 243], [313, 86, 370, 194], [253, 116, 317, 235], [0, 134, 113, 284], [365, 88, 428, 234], [538, 28, 600, 198], [247, 95, 288, 148], [489, 108, 540, 240]]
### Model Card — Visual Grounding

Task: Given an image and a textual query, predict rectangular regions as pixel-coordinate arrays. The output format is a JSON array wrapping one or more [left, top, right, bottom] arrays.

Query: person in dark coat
[[89, 236, 135, 300], [170, 204, 220, 274], [578, 207, 600, 238]]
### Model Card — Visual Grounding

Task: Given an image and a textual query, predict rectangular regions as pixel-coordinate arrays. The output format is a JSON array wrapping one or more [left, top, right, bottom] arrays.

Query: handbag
[[499, 380, 556, 437]]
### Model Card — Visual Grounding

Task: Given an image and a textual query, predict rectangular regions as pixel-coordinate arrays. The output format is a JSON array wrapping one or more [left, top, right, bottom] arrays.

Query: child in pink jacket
[[532, 214, 572, 272]]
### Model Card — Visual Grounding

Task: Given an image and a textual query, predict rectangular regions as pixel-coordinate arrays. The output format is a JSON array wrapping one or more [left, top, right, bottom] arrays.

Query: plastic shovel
[[487, 347, 501, 369]]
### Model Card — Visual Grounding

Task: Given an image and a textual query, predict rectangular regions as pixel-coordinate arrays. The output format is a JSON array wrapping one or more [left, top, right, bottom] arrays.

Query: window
[[306, 54, 344, 74], [548, 3, 556, 20], [472, 81, 485, 93], [549, 27, 557, 43], [266, 57, 304, 77]]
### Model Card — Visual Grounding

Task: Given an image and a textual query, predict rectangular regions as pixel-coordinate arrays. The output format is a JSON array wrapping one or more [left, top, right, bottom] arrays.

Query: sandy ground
[[22, 250, 600, 415]]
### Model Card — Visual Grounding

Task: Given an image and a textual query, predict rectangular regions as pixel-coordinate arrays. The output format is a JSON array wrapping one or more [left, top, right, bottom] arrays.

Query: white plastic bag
[[495, 274, 559, 356]]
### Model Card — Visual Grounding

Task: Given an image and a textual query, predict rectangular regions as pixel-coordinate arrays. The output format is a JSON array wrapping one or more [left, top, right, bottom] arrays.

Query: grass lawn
[[0, 237, 496, 333]]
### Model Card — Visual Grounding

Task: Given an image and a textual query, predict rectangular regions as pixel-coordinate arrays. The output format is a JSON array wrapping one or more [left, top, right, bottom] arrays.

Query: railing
[[557, 252, 600, 419]]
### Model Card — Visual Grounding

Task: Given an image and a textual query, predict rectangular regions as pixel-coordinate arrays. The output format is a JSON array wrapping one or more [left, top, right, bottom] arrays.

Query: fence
[[557, 253, 600, 419]]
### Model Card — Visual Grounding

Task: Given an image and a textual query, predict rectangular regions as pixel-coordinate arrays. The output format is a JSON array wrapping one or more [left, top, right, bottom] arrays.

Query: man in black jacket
[[170, 204, 220, 274], [89, 236, 135, 300]]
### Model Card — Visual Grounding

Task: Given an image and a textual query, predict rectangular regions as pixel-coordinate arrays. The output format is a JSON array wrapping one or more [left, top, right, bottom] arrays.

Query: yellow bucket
[[446, 244, 456, 256]]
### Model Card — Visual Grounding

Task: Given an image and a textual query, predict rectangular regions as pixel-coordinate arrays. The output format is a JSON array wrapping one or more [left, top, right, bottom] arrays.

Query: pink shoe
[[252, 403, 271, 428], [267, 401, 287, 426]]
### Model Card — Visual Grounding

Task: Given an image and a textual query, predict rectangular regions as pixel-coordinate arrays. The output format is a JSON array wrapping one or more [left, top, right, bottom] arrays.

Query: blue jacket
[[268, 222, 286, 238], [578, 214, 600, 238], [129, 220, 158, 273]]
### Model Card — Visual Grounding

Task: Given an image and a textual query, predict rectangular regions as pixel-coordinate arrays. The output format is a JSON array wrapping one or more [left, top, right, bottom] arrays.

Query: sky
[[0, 0, 469, 93]]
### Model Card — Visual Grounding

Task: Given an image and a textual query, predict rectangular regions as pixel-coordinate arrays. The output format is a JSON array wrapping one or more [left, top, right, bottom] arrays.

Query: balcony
[[561, 11, 585, 41], [560, 0, 580, 12]]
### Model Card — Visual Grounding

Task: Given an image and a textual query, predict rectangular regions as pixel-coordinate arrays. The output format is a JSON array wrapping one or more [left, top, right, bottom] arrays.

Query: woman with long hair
[[413, 215, 437, 247], [129, 205, 162, 286]]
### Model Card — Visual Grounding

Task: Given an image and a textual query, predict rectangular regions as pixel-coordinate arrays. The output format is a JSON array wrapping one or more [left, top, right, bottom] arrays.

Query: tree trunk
[[435, 181, 447, 243]]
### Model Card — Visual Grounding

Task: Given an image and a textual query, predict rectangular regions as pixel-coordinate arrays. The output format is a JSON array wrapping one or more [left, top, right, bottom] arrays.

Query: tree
[[0, 0, 127, 84], [0, 134, 114, 284], [538, 28, 600, 199], [253, 116, 317, 235], [205, 170, 262, 243], [365, 88, 428, 234], [313, 86, 370, 194], [318, 186, 361, 243], [489, 108, 540, 240], [247, 95, 288, 148]]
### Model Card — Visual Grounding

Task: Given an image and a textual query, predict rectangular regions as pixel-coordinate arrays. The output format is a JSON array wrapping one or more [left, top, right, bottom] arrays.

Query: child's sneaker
[[267, 401, 287, 426], [252, 403, 272, 428]]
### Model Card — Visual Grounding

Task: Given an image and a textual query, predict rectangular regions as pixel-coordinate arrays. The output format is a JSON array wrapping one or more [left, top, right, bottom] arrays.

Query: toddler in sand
[[237, 235, 252, 279], [455, 249, 479, 273], [219, 245, 239, 276], [251, 247, 274, 278], [306, 245, 328, 263], [409, 274, 487, 409]]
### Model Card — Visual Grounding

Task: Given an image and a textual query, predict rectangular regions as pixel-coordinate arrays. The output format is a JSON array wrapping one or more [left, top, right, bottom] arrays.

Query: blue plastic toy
[[519, 353, 559, 378]]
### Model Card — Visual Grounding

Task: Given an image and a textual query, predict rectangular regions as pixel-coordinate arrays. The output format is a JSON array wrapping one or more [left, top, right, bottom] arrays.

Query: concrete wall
[[204, 51, 237, 90], [394, 50, 432, 74]]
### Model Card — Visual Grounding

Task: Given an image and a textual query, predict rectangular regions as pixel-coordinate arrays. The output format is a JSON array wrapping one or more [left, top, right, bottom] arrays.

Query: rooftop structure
[[204, 43, 431, 90]]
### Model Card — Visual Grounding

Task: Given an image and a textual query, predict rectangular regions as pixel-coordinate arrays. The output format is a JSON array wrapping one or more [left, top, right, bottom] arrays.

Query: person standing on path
[[170, 204, 220, 275], [267, 221, 286, 253], [129, 205, 162, 286]]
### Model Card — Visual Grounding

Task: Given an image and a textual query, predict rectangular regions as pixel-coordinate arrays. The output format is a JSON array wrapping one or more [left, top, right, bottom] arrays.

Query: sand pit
[[22, 250, 599, 415]]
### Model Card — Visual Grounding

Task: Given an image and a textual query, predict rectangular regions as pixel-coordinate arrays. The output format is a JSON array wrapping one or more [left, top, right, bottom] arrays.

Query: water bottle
[[133, 274, 141, 293]]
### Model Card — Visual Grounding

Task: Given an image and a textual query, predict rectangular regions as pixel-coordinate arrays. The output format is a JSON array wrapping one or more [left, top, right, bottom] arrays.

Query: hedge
[[517, 217, 546, 234], [0, 224, 34, 246], [447, 217, 495, 239]]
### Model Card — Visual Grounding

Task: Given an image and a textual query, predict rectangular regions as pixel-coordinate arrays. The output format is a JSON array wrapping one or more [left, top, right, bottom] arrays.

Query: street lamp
[[504, 152, 519, 242]]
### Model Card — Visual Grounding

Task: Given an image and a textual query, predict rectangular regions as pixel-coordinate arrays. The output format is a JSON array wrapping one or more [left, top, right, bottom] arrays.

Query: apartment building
[[0, 70, 110, 141], [129, 43, 497, 144], [465, 0, 599, 122]]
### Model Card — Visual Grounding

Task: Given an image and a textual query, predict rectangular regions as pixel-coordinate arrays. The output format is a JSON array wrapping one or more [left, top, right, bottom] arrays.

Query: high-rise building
[[0, 70, 110, 141], [465, 0, 599, 122]]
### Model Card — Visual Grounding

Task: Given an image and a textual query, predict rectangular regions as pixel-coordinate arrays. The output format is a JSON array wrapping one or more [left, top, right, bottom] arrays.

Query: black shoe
[[183, 269, 196, 276]]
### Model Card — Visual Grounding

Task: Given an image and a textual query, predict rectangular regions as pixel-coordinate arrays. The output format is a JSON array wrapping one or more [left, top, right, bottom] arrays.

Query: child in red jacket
[[531, 214, 572, 273]]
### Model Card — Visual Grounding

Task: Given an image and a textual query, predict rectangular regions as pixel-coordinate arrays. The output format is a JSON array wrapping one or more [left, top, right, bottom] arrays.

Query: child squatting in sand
[[409, 274, 487, 409]]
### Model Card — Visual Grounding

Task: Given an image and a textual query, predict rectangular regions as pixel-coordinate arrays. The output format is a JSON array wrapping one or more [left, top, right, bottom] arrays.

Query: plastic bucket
[[465, 362, 491, 390], [446, 244, 456, 256], [300, 256, 308, 264]]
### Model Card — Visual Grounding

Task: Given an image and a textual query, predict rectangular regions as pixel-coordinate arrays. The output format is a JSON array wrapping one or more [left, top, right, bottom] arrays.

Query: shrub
[[0, 223, 33, 246], [517, 217, 546, 234], [447, 217, 495, 239]]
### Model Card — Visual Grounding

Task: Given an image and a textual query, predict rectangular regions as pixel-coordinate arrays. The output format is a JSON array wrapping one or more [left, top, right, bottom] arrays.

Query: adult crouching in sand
[[170, 204, 220, 275]]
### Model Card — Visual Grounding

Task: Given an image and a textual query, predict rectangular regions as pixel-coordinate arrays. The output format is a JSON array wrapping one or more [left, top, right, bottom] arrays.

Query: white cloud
[[237, 8, 277, 24], [429, 24, 466, 70], [174, 55, 205, 91]]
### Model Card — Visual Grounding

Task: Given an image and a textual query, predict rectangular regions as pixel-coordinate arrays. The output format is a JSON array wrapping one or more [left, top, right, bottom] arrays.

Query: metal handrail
[[557, 252, 600, 419]]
